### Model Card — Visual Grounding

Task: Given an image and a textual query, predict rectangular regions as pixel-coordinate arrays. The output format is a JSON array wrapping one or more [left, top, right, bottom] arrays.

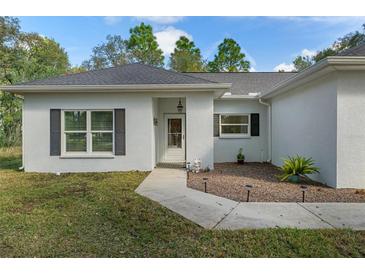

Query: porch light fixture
[[177, 98, 183, 113]]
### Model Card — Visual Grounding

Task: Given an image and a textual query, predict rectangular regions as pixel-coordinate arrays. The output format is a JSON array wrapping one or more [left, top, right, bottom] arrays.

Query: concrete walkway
[[135, 168, 365, 230]]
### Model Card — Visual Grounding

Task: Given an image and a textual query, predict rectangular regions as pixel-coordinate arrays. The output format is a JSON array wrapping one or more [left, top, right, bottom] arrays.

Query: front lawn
[[0, 149, 364, 257]]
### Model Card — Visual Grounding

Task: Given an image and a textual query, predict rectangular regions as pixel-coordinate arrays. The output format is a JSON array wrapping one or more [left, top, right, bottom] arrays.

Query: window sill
[[218, 135, 251, 139], [60, 154, 115, 159]]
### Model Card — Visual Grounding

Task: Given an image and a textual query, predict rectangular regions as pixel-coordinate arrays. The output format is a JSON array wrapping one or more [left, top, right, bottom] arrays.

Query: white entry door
[[164, 114, 185, 162]]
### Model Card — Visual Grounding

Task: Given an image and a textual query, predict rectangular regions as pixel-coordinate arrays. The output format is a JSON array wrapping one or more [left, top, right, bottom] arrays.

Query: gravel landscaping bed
[[187, 163, 365, 203]]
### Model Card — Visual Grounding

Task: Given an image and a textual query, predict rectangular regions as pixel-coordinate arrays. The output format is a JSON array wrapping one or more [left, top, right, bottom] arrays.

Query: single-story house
[[2, 44, 365, 189]]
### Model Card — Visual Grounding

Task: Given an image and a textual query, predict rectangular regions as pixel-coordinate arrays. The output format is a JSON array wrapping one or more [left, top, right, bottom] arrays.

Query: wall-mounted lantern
[[177, 98, 183, 113]]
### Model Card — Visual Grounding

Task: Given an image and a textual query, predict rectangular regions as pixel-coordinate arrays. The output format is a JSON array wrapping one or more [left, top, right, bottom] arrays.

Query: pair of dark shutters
[[213, 113, 260, 137], [50, 109, 126, 156]]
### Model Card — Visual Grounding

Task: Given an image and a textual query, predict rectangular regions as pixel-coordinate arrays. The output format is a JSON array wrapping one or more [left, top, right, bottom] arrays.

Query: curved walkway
[[135, 168, 365, 230]]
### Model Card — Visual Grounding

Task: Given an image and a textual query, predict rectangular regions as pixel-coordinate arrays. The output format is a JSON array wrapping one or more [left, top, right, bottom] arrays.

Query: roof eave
[[219, 94, 260, 100], [262, 56, 365, 99], [1, 83, 232, 94]]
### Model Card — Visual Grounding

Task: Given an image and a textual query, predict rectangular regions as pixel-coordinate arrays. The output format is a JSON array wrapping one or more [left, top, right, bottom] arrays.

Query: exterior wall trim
[[263, 56, 365, 99]]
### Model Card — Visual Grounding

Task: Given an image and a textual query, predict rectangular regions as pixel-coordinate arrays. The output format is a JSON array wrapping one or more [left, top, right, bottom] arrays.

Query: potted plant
[[278, 155, 320, 183], [237, 148, 245, 165]]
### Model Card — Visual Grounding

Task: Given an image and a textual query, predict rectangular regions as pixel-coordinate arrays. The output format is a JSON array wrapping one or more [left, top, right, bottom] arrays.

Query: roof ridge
[[138, 63, 218, 83], [14, 63, 219, 86], [18, 63, 192, 85]]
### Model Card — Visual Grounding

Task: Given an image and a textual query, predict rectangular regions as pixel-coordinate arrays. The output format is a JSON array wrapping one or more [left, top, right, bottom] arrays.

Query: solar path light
[[244, 184, 253, 202], [203, 177, 208, 193], [186, 162, 191, 179], [300, 185, 308, 202]]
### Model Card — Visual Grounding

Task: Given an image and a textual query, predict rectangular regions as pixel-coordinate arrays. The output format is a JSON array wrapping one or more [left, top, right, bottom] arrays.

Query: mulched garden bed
[[187, 163, 365, 203]]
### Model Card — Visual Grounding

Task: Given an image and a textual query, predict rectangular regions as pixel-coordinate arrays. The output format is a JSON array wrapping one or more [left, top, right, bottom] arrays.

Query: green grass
[[0, 149, 364, 257]]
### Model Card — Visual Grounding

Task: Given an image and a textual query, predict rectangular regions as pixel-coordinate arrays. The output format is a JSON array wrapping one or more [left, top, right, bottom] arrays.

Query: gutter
[[0, 83, 232, 93], [219, 94, 260, 100], [258, 98, 271, 162]]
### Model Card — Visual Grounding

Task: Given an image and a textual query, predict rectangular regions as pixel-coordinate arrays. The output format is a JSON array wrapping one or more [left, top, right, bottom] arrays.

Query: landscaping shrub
[[278, 155, 319, 182]]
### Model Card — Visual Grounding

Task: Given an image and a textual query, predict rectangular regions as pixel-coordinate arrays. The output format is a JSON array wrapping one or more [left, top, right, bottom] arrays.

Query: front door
[[164, 114, 185, 162]]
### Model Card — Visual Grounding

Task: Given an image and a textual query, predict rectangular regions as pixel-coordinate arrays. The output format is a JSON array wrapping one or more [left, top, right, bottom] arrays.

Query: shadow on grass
[[0, 147, 22, 171]]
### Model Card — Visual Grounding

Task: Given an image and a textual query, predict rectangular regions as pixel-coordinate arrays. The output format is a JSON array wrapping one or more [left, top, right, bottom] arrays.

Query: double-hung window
[[63, 110, 114, 155], [220, 114, 250, 138]]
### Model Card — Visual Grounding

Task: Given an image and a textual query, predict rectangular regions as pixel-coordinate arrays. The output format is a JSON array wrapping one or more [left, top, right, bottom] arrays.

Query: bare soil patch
[[187, 163, 365, 203]]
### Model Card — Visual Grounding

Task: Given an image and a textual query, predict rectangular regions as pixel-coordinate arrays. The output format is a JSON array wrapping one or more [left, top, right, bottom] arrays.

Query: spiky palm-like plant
[[278, 155, 319, 182]]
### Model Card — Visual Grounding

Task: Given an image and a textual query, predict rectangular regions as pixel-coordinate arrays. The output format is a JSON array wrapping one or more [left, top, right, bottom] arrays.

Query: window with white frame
[[220, 114, 250, 137], [63, 110, 114, 154]]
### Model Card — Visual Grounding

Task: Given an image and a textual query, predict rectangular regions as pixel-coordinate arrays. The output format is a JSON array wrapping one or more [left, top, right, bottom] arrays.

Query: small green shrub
[[237, 148, 245, 161], [278, 155, 319, 181]]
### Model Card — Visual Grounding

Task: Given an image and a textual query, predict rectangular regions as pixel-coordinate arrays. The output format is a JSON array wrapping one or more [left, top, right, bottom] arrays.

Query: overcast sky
[[19, 16, 365, 71]]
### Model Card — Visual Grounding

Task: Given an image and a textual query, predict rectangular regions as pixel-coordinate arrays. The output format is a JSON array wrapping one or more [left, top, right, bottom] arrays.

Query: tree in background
[[292, 23, 365, 71], [312, 48, 336, 64], [0, 17, 23, 148], [67, 66, 87, 74], [293, 55, 313, 71], [1, 17, 22, 85], [315, 24, 365, 62], [169, 36, 204, 72], [20, 33, 69, 81], [1, 17, 69, 84], [82, 23, 164, 69], [127, 23, 164, 67], [82, 35, 130, 70], [207, 38, 250, 72], [0, 16, 70, 147]]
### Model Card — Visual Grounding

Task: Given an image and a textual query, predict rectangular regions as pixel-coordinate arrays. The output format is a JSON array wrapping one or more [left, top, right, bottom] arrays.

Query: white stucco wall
[[23, 91, 216, 173], [186, 93, 214, 169], [271, 74, 338, 187], [213, 99, 268, 163], [336, 71, 365, 188], [23, 92, 154, 172]]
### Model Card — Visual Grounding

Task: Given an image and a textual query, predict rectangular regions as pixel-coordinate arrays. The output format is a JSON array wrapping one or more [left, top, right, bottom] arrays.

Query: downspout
[[258, 98, 271, 162], [18, 96, 25, 170]]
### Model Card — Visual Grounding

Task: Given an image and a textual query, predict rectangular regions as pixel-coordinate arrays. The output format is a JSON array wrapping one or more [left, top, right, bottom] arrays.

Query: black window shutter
[[213, 114, 220, 137], [114, 109, 126, 155], [50, 109, 61, 156], [250, 113, 260, 136]]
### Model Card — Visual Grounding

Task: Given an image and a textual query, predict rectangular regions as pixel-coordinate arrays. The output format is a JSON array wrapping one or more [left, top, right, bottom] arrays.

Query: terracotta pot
[[237, 159, 245, 165]]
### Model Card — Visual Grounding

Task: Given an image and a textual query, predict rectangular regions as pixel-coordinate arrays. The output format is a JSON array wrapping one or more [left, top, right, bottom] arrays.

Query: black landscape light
[[244, 184, 253, 202], [300, 185, 308, 202], [186, 162, 191, 179], [203, 177, 208, 193]]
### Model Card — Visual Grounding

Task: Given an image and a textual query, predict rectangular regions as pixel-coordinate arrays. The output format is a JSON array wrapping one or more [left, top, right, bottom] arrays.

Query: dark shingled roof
[[337, 42, 365, 56], [184, 72, 296, 95], [16, 63, 217, 86], [14, 63, 299, 96]]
